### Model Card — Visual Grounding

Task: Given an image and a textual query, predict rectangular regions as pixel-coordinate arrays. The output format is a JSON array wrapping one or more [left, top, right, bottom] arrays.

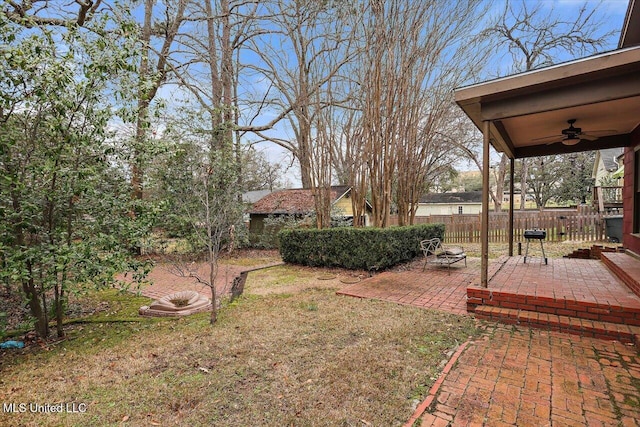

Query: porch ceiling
[[455, 45, 640, 159]]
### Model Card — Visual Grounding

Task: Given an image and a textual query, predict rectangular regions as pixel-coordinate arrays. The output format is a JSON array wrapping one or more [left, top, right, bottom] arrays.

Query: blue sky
[[269, 0, 630, 185], [148, 0, 631, 188]]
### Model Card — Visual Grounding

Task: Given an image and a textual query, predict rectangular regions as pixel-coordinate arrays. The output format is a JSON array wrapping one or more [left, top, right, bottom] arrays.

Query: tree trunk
[[492, 154, 509, 212], [520, 158, 528, 210], [54, 282, 65, 338], [23, 265, 48, 338], [209, 250, 218, 324], [12, 187, 48, 338], [132, 0, 154, 201]]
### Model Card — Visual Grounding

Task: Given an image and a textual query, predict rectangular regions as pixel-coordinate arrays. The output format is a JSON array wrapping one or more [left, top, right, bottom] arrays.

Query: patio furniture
[[420, 238, 467, 274], [523, 229, 547, 265]]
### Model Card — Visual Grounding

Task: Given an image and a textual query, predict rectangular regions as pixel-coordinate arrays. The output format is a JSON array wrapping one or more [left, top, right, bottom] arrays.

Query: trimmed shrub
[[279, 223, 444, 270]]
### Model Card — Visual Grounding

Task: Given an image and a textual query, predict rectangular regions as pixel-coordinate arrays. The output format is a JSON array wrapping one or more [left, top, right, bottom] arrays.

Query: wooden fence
[[389, 207, 609, 243]]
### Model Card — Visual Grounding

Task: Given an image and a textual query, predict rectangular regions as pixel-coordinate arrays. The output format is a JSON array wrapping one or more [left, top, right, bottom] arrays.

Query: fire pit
[[139, 290, 212, 317]]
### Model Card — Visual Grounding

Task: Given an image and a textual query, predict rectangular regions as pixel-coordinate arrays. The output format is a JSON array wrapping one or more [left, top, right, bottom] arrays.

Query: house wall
[[593, 159, 609, 186], [415, 203, 482, 216], [334, 195, 355, 216], [502, 194, 525, 206], [623, 126, 640, 255], [334, 193, 372, 226]]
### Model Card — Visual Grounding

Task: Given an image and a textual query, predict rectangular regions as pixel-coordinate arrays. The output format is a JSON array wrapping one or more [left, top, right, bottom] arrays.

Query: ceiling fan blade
[[583, 129, 618, 137], [545, 138, 564, 145], [531, 134, 563, 142], [580, 134, 599, 141]]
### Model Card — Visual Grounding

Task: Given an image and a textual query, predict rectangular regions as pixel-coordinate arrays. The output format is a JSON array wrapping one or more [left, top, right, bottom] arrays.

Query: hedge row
[[278, 223, 444, 270]]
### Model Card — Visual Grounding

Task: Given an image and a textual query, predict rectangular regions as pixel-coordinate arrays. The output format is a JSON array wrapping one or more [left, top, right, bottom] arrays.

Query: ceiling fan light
[[562, 136, 580, 146]]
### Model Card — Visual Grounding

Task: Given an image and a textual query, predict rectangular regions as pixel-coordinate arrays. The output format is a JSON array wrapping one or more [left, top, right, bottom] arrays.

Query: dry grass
[[0, 264, 478, 427]]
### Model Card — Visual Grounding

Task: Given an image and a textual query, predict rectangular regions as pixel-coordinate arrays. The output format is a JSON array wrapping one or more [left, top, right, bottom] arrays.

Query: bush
[[279, 223, 444, 270]]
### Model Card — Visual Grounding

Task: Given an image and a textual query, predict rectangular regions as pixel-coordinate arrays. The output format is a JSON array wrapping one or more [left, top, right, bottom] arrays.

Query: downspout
[[481, 120, 491, 288]]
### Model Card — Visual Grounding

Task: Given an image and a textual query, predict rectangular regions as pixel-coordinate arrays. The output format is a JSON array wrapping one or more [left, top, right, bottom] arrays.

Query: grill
[[523, 229, 546, 240], [523, 229, 547, 265]]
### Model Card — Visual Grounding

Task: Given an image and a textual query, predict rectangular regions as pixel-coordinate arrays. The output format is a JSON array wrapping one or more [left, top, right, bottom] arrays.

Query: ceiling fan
[[531, 119, 616, 146]]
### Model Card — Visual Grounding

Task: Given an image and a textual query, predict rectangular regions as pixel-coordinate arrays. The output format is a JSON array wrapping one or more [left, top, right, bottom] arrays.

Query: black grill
[[524, 229, 546, 240], [523, 229, 547, 264]]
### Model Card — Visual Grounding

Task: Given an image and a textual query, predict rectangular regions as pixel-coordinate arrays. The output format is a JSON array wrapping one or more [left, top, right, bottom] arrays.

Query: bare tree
[[244, 0, 358, 188], [162, 0, 291, 196], [171, 0, 247, 152], [309, 77, 338, 228], [240, 148, 283, 191], [132, 0, 188, 201], [482, 0, 616, 210], [332, 103, 369, 227], [438, 117, 507, 212], [154, 124, 243, 325], [358, 0, 489, 226]]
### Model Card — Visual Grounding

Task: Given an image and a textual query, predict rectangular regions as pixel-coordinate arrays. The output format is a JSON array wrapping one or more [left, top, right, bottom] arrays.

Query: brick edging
[[403, 340, 470, 427]]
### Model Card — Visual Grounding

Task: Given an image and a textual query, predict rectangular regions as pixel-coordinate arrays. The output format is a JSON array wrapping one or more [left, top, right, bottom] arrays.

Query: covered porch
[[454, 44, 640, 288], [451, 0, 640, 336], [451, 24, 640, 340]]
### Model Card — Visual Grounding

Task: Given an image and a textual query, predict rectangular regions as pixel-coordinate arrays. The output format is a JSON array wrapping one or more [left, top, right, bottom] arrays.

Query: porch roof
[[454, 45, 640, 159], [454, 0, 640, 287]]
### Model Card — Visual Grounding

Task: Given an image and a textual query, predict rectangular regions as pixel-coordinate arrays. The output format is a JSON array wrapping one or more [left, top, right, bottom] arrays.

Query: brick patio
[[125, 262, 283, 301], [469, 255, 640, 345], [338, 254, 640, 345], [337, 252, 640, 426], [336, 258, 483, 315], [416, 325, 640, 427]]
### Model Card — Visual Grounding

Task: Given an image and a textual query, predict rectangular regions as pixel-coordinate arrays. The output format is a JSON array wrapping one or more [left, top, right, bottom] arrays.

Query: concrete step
[[474, 306, 640, 349], [601, 252, 640, 299]]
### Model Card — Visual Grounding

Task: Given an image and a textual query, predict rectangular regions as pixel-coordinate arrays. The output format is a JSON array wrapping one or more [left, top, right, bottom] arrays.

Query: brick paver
[[489, 256, 640, 309], [418, 325, 640, 426], [337, 259, 480, 315], [336, 255, 640, 426]]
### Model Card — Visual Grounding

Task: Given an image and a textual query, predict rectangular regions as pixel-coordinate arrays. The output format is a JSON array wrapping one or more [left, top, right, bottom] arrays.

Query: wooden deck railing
[[593, 186, 623, 213]]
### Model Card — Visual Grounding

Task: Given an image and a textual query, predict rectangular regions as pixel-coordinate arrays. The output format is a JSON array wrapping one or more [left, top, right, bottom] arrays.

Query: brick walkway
[[337, 256, 640, 426], [417, 325, 640, 426]]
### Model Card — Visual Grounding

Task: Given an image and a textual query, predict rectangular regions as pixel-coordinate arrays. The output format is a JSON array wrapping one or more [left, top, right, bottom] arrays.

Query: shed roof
[[249, 185, 350, 215], [242, 190, 272, 204]]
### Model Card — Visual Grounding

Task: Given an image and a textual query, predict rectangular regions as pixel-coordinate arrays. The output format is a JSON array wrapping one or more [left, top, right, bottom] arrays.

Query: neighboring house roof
[[249, 185, 351, 215], [420, 191, 482, 204], [242, 190, 272, 204], [600, 148, 624, 172], [592, 148, 624, 181]]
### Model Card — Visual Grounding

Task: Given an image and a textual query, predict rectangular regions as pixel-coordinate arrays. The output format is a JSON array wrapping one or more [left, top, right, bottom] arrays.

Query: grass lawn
[[0, 263, 478, 427]]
